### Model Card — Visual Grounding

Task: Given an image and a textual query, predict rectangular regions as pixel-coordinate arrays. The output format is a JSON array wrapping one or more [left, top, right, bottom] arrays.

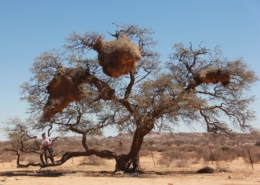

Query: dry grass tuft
[[93, 35, 142, 78]]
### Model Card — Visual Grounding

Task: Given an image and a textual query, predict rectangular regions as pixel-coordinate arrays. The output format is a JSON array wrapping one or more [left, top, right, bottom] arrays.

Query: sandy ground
[[0, 154, 259, 185]]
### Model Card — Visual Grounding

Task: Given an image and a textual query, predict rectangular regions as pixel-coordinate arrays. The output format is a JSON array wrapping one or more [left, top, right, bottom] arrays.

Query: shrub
[[182, 145, 196, 152], [25, 154, 40, 163], [195, 147, 209, 161], [0, 152, 16, 162], [220, 146, 230, 151], [174, 159, 190, 167], [255, 141, 260, 147], [157, 156, 172, 166], [215, 161, 230, 172], [197, 167, 214, 173], [139, 149, 150, 157], [157, 149, 189, 166], [163, 140, 174, 147], [79, 155, 106, 166], [174, 140, 185, 146], [243, 147, 260, 164]]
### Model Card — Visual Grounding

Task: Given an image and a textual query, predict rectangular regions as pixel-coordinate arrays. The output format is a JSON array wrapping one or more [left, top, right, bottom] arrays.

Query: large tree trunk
[[115, 121, 154, 172]]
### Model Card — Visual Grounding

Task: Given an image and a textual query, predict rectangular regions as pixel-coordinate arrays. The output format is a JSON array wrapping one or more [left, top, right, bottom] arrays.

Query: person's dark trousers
[[43, 146, 55, 164]]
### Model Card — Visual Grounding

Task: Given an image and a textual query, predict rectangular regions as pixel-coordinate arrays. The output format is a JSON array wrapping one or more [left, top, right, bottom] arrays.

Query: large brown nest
[[186, 68, 231, 90], [43, 67, 87, 120], [93, 35, 142, 78], [194, 68, 230, 86]]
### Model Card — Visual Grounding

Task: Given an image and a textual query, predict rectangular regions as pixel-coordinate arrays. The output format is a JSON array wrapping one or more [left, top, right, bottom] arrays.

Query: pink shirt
[[42, 137, 51, 146]]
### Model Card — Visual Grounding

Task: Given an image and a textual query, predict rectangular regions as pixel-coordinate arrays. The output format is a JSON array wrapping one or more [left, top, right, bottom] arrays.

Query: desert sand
[[0, 154, 259, 185]]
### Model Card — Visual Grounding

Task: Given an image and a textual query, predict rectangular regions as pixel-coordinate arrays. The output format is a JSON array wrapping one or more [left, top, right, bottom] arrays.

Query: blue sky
[[0, 0, 259, 141]]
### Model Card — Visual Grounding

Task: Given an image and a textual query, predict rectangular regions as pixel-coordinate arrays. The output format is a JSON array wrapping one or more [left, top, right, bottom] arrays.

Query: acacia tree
[[2, 24, 258, 172]]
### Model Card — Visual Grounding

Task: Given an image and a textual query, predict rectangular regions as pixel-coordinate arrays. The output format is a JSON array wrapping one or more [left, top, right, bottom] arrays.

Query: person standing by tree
[[39, 133, 55, 165]]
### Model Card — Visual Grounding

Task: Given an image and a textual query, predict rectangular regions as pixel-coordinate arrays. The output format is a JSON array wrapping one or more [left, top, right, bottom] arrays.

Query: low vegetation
[[1, 132, 260, 169]]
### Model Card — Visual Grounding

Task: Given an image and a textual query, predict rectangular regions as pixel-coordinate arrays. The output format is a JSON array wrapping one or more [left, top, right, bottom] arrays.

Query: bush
[[174, 159, 190, 167], [157, 157, 172, 166], [255, 141, 260, 147], [195, 147, 208, 161], [79, 155, 106, 166], [157, 149, 189, 166], [196, 145, 241, 162], [163, 140, 174, 147], [139, 149, 150, 157], [25, 154, 40, 163], [220, 146, 230, 151], [197, 167, 214, 173], [243, 147, 260, 164], [0, 152, 16, 163], [181, 145, 196, 152]]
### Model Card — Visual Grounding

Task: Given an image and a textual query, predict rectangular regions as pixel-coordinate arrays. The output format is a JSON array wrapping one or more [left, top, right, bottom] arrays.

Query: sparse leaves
[[2, 24, 258, 171]]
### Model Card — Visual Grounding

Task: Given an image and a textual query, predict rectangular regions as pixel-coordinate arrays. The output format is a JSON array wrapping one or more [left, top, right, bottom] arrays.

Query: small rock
[[114, 171, 124, 175], [168, 183, 173, 185], [16, 177, 22, 180], [228, 175, 231, 179], [5, 178, 14, 181]]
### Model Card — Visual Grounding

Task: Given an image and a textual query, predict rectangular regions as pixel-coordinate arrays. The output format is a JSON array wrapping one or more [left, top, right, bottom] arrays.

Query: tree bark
[[115, 121, 154, 172]]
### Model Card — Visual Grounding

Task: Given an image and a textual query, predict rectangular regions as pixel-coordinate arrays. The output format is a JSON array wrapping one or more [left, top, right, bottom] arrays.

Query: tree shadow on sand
[[0, 170, 197, 178], [0, 170, 64, 177]]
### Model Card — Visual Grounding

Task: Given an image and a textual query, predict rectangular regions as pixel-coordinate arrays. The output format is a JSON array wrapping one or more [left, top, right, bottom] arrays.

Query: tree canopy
[[2, 24, 258, 172]]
